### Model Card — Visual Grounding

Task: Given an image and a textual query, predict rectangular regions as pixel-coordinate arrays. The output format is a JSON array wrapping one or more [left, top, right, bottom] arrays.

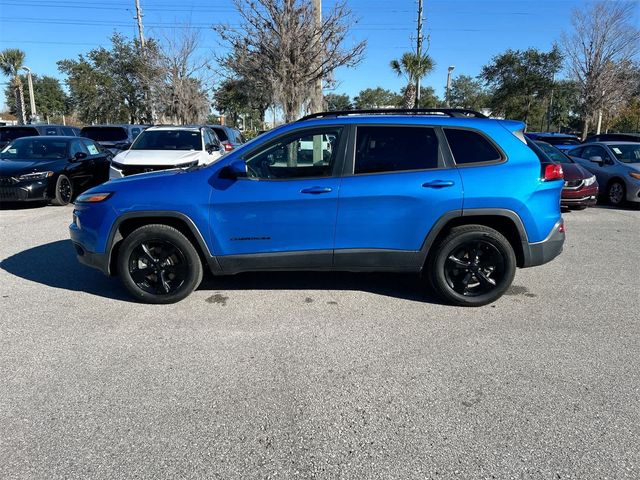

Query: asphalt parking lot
[[0, 204, 638, 479]]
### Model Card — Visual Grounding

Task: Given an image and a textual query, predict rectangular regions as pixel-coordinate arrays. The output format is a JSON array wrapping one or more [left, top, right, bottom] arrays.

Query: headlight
[[629, 172, 640, 181], [584, 175, 596, 186], [18, 171, 54, 181], [75, 192, 113, 203]]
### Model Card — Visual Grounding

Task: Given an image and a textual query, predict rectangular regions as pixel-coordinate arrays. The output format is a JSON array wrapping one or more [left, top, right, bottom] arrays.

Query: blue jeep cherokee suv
[[70, 109, 565, 306]]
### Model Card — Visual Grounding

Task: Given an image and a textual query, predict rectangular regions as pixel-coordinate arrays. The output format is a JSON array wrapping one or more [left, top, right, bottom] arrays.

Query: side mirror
[[218, 159, 248, 180], [589, 156, 603, 165], [74, 151, 87, 161]]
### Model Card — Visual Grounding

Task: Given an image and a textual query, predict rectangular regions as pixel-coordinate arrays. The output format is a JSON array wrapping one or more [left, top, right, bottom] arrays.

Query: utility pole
[[310, 0, 323, 114], [445, 66, 455, 107], [21, 66, 37, 123], [415, 0, 424, 108], [546, 72, 555, 132], [134, 0, 145, 48]]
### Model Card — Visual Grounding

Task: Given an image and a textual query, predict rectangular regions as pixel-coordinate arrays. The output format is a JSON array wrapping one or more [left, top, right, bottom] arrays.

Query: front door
[[334, 125, 463, 267], [210, 126, 346, 271]]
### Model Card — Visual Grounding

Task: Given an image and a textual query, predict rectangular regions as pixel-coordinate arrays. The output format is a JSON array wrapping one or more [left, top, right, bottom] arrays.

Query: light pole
[[21, 66, 37, 123], [445, 66, 455, 107]]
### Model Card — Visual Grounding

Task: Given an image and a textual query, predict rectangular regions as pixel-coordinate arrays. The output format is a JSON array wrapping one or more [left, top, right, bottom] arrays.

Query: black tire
[[117, 224, 203, 304], [427, 225, 516, 307], [51, 174, 73, 206], [607, 180, 626, 206]]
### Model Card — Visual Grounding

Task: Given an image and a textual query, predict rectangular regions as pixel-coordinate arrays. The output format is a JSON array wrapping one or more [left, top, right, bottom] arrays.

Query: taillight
[[543, 164, 563, 181], [223, 142, 234, 152]]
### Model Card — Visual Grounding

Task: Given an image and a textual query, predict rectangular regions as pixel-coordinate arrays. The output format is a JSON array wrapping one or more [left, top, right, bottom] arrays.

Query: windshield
[[543, 137, 579, 146], [0, 127, 39, 142], [81, 127, 128, 142], [536, 142, 572, 164], [0, 137, 68, 160], [609, 144, 640, 164], [131, 130, 202, 151]]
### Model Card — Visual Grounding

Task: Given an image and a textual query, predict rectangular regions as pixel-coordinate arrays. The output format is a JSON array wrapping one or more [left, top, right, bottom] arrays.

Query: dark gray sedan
[[567, 142, 640, 207]]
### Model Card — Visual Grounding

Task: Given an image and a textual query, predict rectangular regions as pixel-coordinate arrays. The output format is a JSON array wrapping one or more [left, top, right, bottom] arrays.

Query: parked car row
[[526, 131, 640, 208], [0, 123, 246, 206]]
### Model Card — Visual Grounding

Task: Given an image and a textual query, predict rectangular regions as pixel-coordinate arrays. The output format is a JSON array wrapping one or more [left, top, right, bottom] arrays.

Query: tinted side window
[[568, 147, 583, 157], [62, 127, 75, 136], [44, 127, 59, 136], [444, 129, 502, 165], [246, 127, 342, 180], [82, 139, 100, 155], [213, 127, 229, 142], [354, 126, 439, 174], [131, 128, 141, 138], [69, 140, 90, 157], [582, 145, 606, 159]]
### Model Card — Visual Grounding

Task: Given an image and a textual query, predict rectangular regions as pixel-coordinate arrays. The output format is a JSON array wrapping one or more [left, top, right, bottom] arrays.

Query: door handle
[[300, 186, 333, 194], [422, 180, 455, 188]]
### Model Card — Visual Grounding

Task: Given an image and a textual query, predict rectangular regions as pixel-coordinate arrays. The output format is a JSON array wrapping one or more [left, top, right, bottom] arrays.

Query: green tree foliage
[[410, 86, 441, 108], [353, 87, 401, 109], [481, 46, 563, 124], [4, 74, 69, 120], [213, 78, 268, 129], [0, 48, 27, 124], [448, 75, 489, 110], [390, 52, 435, 108], [57, 33, 159, 124], [324, 93, 352, 111]]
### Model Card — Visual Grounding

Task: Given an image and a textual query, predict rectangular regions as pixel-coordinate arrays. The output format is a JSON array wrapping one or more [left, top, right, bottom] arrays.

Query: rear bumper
[[522, 219, 565, 267]]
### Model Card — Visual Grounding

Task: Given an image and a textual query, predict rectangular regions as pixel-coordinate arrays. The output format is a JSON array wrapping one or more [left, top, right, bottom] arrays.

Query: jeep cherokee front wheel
[[118, 224, 203, 304], [428, 225, 516, 307]]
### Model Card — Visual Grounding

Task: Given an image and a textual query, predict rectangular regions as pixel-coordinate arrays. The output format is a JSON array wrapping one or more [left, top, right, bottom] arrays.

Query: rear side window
[[81, 127, 128, 142], [444, 129, 502, 165], [0, 127, 38, 142], [212, 127, 229, 142], [354, 126, 440, 174]]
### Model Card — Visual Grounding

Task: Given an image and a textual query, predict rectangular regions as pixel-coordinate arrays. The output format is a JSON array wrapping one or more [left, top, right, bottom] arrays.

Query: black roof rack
[[297, 108, 487, 122]]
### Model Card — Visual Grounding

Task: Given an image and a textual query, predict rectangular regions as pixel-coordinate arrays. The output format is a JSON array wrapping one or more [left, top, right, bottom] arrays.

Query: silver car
[[567, 142, 640, 207]]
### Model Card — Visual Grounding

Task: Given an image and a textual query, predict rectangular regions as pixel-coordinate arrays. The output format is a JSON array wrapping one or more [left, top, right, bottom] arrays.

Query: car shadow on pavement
[[0, 239, 133, 302], [0, 201, 49, 210], [1, 239, 442, 304], [199, 271, 444, 304]]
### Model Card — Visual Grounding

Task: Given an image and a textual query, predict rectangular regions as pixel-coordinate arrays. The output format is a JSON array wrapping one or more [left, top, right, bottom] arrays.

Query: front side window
[[245, 128, 342, 180], [354, 126, 440, 174], [70, 140, 90, 157], [82, 139, 100, 155], [609, 144, 640, 164], [581, 145, 607, 160], [131, 130, 202, 151], [444, 128, 502, 165]]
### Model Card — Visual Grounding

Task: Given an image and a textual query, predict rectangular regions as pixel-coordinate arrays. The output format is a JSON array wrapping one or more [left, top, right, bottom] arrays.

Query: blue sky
[[0, 0, 632, 111]]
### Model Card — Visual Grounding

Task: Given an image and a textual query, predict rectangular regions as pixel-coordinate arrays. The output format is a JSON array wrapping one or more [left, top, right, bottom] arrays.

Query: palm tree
[[390, 52, 435, 109], [0, 49, 27, 124]]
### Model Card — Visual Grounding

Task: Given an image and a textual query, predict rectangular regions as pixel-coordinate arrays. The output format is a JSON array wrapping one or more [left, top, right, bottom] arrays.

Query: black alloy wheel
[[428, 225, 516, 307], [128, 240, 188, 295], [444, 240, 505, 297], [118, 224, 203, 303], [52, 174, 73, 206]]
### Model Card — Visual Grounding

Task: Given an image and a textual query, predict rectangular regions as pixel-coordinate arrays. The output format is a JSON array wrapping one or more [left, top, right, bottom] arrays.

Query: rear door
[[334, 124, 463, 268]]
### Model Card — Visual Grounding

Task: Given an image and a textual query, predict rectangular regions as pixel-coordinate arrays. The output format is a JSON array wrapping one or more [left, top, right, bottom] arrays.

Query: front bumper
[[71, 240, 111, 275], [561, 182, 598, 207], [0, 180, 50, 202], [522, 219, 565, 267], [626, 179, 640, 203]]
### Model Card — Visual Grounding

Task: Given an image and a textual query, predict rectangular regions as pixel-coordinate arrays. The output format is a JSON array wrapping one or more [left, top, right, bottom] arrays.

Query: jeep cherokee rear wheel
[[118, 224, 203, 304], [428, 225, 516, 307]]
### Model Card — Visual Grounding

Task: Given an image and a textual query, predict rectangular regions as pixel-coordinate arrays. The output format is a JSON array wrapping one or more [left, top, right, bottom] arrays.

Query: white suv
[[109, 126, 223, 178]]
